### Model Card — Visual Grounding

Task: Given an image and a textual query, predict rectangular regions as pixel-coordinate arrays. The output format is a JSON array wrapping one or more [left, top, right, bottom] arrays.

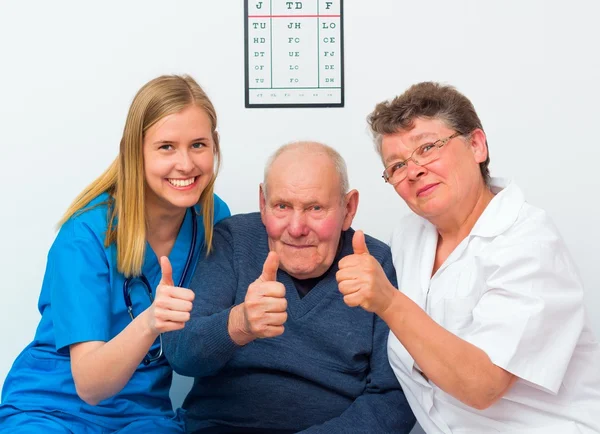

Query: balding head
[[263, 141, 349, 201]]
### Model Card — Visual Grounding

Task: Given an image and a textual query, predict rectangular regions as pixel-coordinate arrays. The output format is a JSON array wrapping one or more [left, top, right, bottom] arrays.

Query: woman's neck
[[435, 183, 494, 246], [145, 203, 187, 259], [430, 182, 494, 276]]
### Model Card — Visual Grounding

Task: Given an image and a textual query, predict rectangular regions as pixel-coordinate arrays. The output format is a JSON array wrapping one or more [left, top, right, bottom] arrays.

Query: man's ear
[[259, 183, 267, 220], [342, 189, 359, 231], [468, 128, 488, 164]]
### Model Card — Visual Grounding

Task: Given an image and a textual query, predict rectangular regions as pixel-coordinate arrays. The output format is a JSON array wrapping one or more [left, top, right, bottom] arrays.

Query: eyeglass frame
[[381, 131, 464, 185]]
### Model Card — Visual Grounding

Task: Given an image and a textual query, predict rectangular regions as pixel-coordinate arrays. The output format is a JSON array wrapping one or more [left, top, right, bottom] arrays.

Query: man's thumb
[[159, 256, 174, 285], [352, 230, 370, 255], [260, 251, 279, 282]]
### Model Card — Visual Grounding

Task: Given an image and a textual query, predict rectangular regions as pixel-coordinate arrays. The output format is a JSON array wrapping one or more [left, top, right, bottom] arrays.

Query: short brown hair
[[367, 82, 490, 185]]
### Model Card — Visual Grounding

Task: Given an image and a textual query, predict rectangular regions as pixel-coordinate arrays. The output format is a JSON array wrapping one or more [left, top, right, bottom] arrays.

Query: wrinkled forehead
[[381, 117, 453, 164], [266, 152, 342, 202]]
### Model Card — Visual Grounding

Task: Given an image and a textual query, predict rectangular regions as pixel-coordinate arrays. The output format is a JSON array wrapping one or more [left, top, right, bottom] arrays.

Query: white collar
[[417, 177, 525, 239], [469, 177, 525, 238]]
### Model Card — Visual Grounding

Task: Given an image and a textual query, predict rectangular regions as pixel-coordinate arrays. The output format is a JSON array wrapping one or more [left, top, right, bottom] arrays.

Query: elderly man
[[163, 142, 415, 433]]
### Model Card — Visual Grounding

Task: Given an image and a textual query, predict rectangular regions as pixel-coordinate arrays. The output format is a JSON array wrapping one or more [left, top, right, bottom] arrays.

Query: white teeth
[[168, 177, 195, 187]]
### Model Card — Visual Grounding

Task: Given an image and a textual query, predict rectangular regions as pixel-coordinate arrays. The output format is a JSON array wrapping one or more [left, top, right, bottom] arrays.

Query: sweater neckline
[[276, 230, 352, 319]]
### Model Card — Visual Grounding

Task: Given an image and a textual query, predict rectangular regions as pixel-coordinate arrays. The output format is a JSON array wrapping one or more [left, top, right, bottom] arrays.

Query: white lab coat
[[388, 178, 600, 434]]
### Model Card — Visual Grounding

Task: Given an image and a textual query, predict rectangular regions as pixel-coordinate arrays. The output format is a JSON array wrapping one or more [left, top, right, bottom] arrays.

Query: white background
[[1, 2, 599, 432]]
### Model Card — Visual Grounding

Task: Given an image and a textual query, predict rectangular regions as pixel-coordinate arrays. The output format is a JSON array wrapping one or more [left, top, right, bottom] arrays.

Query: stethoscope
[[122, 207, 198, 365]]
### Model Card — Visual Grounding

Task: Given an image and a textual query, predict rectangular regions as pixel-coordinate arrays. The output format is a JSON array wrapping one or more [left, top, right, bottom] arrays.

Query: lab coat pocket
[[443, 295, 480, 333]]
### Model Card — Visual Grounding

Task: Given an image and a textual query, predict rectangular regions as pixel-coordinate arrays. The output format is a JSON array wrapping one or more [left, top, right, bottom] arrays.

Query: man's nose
[[287, 211, 309, 238]]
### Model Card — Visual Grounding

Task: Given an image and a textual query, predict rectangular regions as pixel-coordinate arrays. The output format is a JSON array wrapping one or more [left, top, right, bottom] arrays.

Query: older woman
[[336, 82, 600, 433]]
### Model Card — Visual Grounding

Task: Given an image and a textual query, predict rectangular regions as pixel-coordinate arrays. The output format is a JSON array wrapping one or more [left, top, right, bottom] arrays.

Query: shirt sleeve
[[47, 218, 111, 353], [162, 220, 239, 377], [464, 239, 585, 394], [299, 249, 416, 433]]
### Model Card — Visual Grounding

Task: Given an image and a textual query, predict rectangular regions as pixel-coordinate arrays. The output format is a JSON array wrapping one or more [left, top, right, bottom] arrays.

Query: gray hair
[[263, 141, 349, 199]]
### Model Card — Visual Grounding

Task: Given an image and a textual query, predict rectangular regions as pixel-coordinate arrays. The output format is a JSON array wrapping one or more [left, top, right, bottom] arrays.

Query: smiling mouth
[[283, 243, 313, 249], [167, 177, 196, 188], [417, 183, 439, 196]]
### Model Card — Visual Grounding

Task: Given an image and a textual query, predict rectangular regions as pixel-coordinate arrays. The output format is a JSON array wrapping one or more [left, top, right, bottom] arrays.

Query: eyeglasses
[[382, 132, 463, 185]]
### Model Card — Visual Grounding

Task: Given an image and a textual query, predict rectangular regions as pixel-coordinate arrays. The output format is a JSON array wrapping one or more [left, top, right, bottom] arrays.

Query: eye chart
[[245, 0, 344, 108]]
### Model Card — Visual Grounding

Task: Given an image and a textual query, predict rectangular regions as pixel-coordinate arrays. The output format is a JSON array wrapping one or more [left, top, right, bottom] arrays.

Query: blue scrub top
[[1, 192, 230, 430]]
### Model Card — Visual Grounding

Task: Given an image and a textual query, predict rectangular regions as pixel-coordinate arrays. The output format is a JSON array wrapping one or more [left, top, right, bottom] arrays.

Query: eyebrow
[[383, 132, 440, 165], [384, 153, 404, 165], [268, 196, 325, 207], [152, 137, 209, 145]]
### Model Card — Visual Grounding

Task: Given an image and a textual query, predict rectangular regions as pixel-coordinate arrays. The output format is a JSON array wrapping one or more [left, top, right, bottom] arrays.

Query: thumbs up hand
[[336, 231, 396, 316], [230, 252, 287, 345], [258, 250, 280, 283], [145, 256, 196, 335], [351, 229, 371, 255]]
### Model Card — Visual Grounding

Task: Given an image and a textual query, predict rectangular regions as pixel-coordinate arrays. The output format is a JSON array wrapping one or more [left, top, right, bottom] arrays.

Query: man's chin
[[279, 263, 322, 280]]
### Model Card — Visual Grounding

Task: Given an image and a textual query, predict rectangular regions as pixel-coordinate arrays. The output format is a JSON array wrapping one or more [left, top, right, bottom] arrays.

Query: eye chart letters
[[245, 0, 344, 107]]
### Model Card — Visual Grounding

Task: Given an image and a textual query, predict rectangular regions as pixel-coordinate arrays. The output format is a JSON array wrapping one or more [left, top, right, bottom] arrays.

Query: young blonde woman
[[0, 75, 230, 433]]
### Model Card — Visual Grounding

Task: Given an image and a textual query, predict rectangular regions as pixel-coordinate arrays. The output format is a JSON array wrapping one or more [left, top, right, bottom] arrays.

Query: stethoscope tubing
[[122, 207, 198, 365]]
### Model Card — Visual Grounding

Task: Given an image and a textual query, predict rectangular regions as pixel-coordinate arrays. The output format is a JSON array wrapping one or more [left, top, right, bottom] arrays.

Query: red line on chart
[[248, 15, 341, 18]]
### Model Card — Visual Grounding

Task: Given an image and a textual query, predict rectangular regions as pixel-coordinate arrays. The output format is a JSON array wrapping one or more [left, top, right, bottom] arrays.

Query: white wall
[[1, 1, 599, 432]]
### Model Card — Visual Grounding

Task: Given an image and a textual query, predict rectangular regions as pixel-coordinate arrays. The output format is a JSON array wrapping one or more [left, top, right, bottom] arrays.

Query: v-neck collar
[[426, 178, 525, 282], [277, 230, 350, 320], [143, 207, 197, 291]]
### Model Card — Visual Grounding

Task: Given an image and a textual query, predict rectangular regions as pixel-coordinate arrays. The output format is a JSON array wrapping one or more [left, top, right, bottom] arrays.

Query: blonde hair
[[59, 75, 221, 277]]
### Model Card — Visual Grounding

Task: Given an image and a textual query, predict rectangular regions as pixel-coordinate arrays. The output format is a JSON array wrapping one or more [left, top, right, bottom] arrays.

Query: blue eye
[[192, 142, 206, 149], [421, 144, 436, 153], [312, 205, 322, 211], [159, 144, 174, 151], [277, 204, 287, 210]]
